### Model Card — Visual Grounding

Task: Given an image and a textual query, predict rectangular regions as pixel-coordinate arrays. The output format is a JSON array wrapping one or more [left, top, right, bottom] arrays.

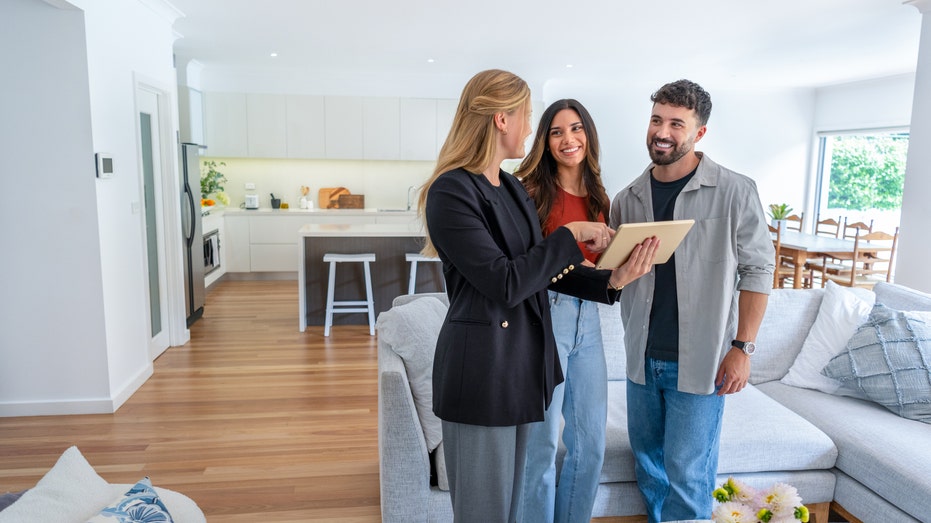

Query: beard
[[648, 138, 691, 166]]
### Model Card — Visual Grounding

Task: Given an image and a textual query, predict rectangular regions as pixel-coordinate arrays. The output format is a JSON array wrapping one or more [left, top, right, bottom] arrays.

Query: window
[[814, 130, 908, 234]]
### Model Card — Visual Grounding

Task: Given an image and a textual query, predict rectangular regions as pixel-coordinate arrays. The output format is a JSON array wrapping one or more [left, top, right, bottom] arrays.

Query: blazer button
[[562, 268, 569, 274], [556, 273, 563, 280], [551, 277, 558, 283], [501, 321, 509, 328], [568, 264, 575, 271]]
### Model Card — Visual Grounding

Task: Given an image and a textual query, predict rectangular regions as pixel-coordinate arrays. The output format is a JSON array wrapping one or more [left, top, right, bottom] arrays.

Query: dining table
[[773, 231, 861, 289]]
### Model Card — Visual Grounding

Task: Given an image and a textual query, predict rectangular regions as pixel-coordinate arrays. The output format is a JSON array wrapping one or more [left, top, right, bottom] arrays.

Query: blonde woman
[[418, 69, 658, 522]]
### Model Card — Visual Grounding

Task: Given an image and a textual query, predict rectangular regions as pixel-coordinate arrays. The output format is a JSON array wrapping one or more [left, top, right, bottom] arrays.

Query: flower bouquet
[[712, 477, 809, 523]]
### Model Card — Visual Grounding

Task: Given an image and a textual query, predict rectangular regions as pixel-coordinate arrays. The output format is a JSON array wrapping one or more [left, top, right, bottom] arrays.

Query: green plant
[[200, 160, 227, 197], [768, 203, 793, 220]]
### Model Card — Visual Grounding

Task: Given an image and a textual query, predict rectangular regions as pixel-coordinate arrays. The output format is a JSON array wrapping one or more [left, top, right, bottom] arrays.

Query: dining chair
[[814, 227, 899, 289], [769, 224, 799, 288], [814, 214, 842, 238], [784, 212, 804, 232], [842, 218, 874, 240]]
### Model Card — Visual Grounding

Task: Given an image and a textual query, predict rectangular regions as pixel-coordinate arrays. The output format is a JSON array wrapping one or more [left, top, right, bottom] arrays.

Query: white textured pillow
[[780, 281, 875, 394], [0, 447, 114, 523], [375, 296, 447, 451]]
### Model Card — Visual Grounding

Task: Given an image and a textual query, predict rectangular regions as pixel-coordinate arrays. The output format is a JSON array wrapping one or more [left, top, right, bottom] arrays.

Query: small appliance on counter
[[244, 194, 259, 209]]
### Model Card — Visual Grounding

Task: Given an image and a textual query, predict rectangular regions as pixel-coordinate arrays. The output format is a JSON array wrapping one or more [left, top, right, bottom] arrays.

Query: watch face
[[744, 341, 756, 355]]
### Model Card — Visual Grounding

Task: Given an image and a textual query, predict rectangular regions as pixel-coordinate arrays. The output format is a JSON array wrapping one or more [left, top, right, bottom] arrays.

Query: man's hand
[[715, 348, 750, 396]]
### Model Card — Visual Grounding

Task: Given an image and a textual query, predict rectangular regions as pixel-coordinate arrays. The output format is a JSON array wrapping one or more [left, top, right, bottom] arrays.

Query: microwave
[[204, 229, 220, 275]]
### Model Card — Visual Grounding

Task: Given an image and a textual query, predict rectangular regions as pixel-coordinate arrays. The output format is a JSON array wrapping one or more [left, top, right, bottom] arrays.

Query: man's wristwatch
[[732, 339, 756, 356]]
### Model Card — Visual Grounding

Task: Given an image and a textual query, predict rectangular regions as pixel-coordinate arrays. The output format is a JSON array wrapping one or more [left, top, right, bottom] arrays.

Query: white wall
[[897, 8, 931, 293], [813, 74, 915, 131], [0, 0, 183, 416], [0, 0, 110, 414]]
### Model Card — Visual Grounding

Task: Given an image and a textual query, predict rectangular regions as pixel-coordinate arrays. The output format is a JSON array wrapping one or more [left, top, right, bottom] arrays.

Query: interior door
[[137, 88, 170, 359]]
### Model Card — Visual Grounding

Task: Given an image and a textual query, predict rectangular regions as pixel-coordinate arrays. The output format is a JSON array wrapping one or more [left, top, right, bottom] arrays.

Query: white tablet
[[594, 219, 695, 269]]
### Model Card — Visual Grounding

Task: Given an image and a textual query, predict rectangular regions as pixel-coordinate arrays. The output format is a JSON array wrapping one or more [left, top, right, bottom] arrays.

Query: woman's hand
[[563, 222, 614, 253], [608, 237, 659, 289]]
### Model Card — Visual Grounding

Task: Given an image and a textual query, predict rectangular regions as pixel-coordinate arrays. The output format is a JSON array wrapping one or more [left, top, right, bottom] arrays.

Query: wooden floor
[[0, 280, 382, 522]]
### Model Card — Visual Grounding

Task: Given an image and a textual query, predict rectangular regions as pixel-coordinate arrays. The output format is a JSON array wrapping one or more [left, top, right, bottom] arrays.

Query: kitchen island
[[298, 223, 444, 331]]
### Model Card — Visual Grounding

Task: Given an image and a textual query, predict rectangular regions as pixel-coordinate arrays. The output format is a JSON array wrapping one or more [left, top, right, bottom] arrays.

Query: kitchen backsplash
[[202, 157, 435, 210]]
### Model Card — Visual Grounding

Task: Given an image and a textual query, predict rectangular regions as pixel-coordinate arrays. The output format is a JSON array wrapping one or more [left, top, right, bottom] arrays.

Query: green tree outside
[[828, 134, 908, 211]]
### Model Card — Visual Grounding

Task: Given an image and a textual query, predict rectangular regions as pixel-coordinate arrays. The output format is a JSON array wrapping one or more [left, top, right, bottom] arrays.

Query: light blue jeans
[[519, 291, 606, 523], [627, 358, 725, 523]]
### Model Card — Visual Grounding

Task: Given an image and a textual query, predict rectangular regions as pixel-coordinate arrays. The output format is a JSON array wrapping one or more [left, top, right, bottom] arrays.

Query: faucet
[[407, 185, 416, 211]]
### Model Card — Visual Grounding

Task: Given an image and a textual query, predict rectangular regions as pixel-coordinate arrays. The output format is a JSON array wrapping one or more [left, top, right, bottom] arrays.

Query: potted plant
[[768, 203, 793, 233], [200, 160, 229, 207]]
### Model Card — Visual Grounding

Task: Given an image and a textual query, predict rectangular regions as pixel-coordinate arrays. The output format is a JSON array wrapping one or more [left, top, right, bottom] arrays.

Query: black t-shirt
[[646, 168, 695, 361]]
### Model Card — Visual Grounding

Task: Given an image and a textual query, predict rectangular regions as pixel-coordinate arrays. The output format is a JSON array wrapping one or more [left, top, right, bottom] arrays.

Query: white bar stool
[[323, 253, 376, 336], [405, 253, 444, 295]]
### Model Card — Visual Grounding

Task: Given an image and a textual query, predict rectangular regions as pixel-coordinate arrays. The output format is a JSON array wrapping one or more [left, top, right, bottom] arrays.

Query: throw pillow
[[375, 296, 447, 452], [0, 447, 114, 523], [0, 491, 25, 511], [780, 280, 875, 395], [822, 304, 931, 423], [87, 477, 174, 523]]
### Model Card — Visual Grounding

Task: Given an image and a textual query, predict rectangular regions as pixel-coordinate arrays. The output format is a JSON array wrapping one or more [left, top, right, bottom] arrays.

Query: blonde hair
[[418, 69, 531, 257]]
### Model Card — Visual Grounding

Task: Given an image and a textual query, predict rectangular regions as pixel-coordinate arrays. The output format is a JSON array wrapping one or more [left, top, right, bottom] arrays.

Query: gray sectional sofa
[[377, 282, 931, 522]]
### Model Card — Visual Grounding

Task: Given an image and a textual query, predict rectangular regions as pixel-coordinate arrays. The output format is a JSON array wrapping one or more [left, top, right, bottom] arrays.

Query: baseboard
[[0, 364, 153, 417], [224, 271, 297, 281]]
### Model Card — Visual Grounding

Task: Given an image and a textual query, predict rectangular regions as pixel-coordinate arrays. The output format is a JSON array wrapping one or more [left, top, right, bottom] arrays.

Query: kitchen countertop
[[224, 207, 416, 216], [298, 222, 424, 237]]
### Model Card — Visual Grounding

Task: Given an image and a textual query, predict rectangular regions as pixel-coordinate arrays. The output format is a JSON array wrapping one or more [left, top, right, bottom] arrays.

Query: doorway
[[136, 85, 172, 359]]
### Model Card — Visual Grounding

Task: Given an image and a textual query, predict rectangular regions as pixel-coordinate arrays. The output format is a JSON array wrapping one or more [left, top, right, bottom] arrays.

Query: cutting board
[[318, 187, 350, 209], [338, 194, 365, 209]]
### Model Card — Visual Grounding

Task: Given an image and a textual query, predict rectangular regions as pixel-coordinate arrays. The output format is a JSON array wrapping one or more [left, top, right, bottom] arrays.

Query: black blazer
[[426, 168, 619, 427]]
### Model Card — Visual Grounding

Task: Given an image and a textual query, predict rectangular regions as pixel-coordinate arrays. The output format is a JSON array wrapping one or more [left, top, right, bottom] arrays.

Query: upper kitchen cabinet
[[325, 96, 364, 159], [286, 95, 326, 158], [364, 97, 400, 160], [178, 87, 206, 145], [401, 99, 437, 161], [247, 94, 287, 158], [205, 92, 248, 157], [435, 99, 457, 156]]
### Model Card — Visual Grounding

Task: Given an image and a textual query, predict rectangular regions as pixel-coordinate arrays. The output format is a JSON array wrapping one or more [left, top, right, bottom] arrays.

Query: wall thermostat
[[96, 153, 114, 179]]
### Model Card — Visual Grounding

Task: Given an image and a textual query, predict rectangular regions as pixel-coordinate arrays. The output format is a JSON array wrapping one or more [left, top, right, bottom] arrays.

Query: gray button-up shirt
[[609, 153, 775, 394]]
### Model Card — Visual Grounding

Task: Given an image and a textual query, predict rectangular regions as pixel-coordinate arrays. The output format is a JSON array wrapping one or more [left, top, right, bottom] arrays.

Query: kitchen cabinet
[[204, 92, 248, 157], [400, 98, 437, 161], [223, 213, 252, 272], [435, 98, 457, 155], [286, 95, 326, 158], [325, 96, 364, 159], [178, 87, 205, 145], [363, 97, 400, 160], [247, 94, 287, 158]]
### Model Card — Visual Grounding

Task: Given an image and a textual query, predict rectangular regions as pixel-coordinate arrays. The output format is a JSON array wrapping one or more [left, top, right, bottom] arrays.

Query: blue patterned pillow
[[87, 477, 174, 523], [822, 303, 931, 423]]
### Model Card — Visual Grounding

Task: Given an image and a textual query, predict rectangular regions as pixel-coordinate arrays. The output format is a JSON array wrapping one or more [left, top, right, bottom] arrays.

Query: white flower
[[758, 482, 803, 519], [712, 501, 756, 523]]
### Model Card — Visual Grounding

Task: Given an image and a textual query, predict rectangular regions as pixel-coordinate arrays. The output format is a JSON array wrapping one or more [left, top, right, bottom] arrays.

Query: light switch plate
[[245, 182, 256, 190], [96, 153, 114, 178]]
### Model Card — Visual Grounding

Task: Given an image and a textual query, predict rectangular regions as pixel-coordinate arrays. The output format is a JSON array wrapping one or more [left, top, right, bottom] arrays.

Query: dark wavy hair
[[650, 79, 712, 127], [515, 99, 609, 228]]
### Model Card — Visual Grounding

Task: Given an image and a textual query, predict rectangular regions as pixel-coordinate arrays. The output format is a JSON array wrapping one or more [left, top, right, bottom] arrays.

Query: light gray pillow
[[375, 296, 447, 451], [822, 303, 931, 423]]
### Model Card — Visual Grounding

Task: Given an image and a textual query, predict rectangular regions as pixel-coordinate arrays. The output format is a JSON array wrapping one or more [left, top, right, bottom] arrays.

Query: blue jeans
[[519, 292, 607, 523], [627, 358, 725, 523]]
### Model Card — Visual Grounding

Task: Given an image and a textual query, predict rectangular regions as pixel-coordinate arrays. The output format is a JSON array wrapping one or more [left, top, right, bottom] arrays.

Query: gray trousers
[[441, 420, 530, 523]]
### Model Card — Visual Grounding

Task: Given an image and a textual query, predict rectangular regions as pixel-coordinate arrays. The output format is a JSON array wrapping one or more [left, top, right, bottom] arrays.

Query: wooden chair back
[[814, 214, 842, 238], [843, 218, 874, 240], [784, 213, 804, 232], [832, 227, 899, 287]]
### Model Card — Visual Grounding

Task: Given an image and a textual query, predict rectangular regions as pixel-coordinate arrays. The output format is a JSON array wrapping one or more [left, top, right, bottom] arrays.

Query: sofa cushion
[[592, 382, 835, 484], [0, 447, 114, 523], [88, 477, 173, 523], [780, 281, 874, 395], [375, 296, 447, 452], [822, 304, 931, 423], [873, 282, 931, 312], [757, 380, 931, 521], [749, 288, 824, 384]]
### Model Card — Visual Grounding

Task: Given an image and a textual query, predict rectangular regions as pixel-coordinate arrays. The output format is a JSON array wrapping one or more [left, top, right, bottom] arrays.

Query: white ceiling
[[168, 0, 922, 94]]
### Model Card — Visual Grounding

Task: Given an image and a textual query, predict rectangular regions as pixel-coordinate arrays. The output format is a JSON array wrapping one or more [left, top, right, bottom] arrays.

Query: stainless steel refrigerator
[[180, 142, 206, 326]]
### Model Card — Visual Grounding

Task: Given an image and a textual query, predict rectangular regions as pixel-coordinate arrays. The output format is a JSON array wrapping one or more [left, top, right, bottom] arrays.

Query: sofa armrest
[[378, 339, 434, 522]]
